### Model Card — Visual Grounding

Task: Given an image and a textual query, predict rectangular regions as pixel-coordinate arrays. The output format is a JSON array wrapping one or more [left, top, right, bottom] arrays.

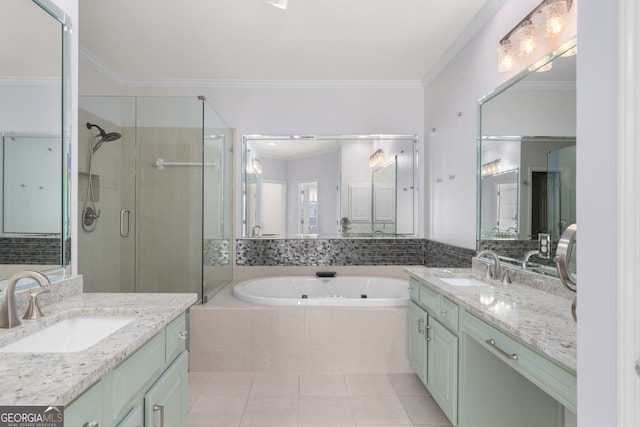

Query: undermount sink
[[0, 316, 136, 353], [439, 277, 490, 287]]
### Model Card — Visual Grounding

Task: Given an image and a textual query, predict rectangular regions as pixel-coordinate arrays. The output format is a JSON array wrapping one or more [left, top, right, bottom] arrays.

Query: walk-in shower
[[78, 96, 232, 302], [83, 122, 123, 232]]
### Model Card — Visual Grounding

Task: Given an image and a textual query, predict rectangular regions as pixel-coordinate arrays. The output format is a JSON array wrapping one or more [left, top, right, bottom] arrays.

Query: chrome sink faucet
[[522, 250, 539, 269], [476, 249, 501, 280], [251, 225, 262, 237], [0, 270, 51, 329]]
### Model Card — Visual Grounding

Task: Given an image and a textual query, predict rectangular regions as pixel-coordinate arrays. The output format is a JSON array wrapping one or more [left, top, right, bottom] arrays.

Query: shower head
[[86, 122, 122, 153]]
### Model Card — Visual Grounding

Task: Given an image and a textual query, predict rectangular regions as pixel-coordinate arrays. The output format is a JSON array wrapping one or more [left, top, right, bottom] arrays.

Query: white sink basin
[[440, 277, 489, 287], [0, 316, 136, 353]]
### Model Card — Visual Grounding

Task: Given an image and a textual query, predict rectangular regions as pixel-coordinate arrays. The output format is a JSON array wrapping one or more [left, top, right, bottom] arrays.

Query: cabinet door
[[64, 381, 103, 427], [408, 301, 428, 383], [117, 405, 143, 427], [145, 351, 188, 427], [427, 318, 458, 425]]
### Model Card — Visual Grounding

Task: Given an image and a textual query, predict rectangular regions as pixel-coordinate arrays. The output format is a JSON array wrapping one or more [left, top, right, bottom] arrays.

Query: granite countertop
[[405, 266, 576, 372], [0, 292, 197, 406]]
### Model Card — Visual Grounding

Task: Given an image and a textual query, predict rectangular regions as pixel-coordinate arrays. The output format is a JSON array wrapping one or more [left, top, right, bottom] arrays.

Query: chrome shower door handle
[[120, 208, 130, 238]]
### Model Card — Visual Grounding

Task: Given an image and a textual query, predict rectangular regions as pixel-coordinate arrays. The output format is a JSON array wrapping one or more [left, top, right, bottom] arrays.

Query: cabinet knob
[[82, 422, 99, 427], [178, 330, 188, 341], [441, 310, 448, 318]]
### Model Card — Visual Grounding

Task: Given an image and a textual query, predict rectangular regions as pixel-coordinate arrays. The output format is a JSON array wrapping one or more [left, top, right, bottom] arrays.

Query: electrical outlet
[[538, 233, 551, 259]]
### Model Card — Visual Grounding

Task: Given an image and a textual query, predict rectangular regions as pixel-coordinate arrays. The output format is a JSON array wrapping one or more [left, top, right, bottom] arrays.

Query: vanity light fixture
[[482, 159, 502, 176], [265, 0, 288, 10], [369, 148, 385, 168], [497, 0, 573, 72]]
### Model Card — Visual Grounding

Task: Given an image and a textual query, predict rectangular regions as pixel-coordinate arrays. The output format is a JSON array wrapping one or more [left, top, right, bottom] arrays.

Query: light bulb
[[517, 20, 537, 56], [542, 0, 568, 36], [497, 40, 516, 72]]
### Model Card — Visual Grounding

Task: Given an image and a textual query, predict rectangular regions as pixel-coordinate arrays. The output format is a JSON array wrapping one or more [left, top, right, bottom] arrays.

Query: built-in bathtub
[[232, 275, 410, 307], [189, 273, 413, 373]]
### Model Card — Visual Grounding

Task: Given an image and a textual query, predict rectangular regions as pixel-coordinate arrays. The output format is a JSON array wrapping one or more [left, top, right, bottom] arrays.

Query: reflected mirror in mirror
[[242, 135, 417, 238], [0, 0, 71, 285], [478, 41, 576, 274]]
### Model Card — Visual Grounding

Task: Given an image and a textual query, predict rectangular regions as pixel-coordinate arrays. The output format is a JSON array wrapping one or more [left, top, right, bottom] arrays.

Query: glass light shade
[[497, 40, 516, 72], [542, 0, 568, 36], [517, 21, 537, 56], [265, 0, 288, 9]]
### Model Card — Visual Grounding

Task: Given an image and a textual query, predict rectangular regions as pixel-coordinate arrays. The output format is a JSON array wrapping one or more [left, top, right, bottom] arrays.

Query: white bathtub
[[232, 275, 410, 307]]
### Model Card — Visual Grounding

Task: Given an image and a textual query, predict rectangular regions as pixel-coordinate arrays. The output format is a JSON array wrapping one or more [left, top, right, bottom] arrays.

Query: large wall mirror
[[478, 40, 576, 274], [242, 135, 417, 238], [0, 0, 72, 284]]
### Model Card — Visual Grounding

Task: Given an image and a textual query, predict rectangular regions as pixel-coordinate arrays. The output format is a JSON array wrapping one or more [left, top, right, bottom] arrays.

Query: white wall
[[577, 1, 620, 425]]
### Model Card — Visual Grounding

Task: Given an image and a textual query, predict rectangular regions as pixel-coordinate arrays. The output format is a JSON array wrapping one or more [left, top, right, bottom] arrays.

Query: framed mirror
[[478, 40, 576, 273], [242, 135, 417, 238], [0, 0, 72, 284]]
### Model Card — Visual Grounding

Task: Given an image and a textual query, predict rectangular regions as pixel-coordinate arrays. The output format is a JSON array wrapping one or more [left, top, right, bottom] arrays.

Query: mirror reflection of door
[[298, 180, 318, 235], [372, 157, 397, 234], [259, 180, 286, 236], [496, 182, 517, 233]]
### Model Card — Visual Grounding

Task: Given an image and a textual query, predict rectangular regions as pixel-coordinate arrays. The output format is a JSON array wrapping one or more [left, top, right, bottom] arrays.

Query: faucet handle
[[22, 288, 50, 320], [501, 269, 513, 285]]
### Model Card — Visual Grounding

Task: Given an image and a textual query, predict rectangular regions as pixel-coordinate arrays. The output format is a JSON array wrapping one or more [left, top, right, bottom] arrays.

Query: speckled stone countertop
[[405, 266, 576, 372], [0, 292, 197, 406]]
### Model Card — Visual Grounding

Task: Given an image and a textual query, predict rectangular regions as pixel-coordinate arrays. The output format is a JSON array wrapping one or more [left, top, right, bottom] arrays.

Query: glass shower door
[[547, 145, 576, 238]]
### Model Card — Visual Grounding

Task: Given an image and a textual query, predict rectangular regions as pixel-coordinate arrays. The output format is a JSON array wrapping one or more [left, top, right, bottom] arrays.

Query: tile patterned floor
[[188, 372, 453, 427]]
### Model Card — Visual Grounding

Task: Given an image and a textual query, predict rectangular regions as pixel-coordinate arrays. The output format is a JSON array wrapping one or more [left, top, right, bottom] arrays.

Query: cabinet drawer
[[462, 311, 576, 412], [409, 278, 420, 302], [112, 332, 165, 418], [419, 283, 439, 313], [438, 297, 459, 331], [166, 313, 187, 363]]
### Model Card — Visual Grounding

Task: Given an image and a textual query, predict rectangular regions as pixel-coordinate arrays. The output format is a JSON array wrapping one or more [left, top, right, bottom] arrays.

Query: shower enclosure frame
[[77, 95, 232, 303]]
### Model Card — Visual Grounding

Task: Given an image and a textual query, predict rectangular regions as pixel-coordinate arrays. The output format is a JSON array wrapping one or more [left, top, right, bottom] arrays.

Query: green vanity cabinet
[[408, 300, 428, 383], [459, 311, 576, 427], [65, 313, 189, 427], [408, 279, 459, 425]]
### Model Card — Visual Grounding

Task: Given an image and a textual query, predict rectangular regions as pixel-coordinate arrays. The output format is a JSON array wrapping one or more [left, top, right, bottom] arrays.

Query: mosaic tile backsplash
[[0, 237, 67, 265], [236, 238, 474, 268]]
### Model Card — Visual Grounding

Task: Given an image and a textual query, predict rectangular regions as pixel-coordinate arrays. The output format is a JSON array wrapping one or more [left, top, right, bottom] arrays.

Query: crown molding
[[421, 0, 508, 86], [80, 45, 124, 86], [119, 78, 424, 89]]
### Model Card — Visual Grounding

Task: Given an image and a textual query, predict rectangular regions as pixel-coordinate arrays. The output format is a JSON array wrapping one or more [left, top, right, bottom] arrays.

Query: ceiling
[[79, 0, 496, 83]]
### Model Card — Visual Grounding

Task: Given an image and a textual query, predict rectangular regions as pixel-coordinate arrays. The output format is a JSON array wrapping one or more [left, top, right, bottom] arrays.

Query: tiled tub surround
[[190, 279, 412, 374], [405, 265, 576, 371], [0, 281, 197, 405], [236, 238, 475, 268]]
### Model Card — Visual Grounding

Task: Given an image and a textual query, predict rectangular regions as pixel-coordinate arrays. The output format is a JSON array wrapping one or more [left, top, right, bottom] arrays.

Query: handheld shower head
[[86, 122, 122, 153]]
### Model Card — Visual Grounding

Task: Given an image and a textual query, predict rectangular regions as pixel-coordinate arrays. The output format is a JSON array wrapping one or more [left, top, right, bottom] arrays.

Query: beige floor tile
[[388, 373, 429, 396], [250, 372, 300, 396], [349, 395, 413, 425], [298, 396, 355, 426], [240, 395, 298, 426], [188, 394, 248, 426], [344, 373, 397, 396], [199, 372, 255, 396], [299, 373, 348, 396], [398, 394, 452, 426]]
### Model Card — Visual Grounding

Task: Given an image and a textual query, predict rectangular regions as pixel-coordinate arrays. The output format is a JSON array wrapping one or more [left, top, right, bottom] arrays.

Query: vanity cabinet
[[408, 278, 459, 425], [459, 311, 576, 427], [65, 313, 188, 427]]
